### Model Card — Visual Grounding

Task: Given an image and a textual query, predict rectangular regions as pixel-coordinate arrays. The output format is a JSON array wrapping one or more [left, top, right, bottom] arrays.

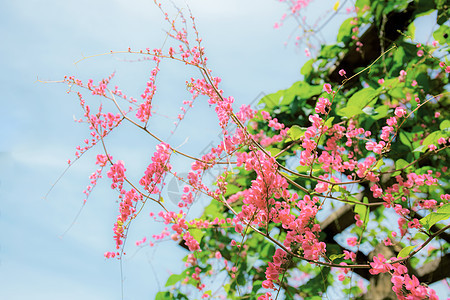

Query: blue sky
[[0, 0, 447, 299]]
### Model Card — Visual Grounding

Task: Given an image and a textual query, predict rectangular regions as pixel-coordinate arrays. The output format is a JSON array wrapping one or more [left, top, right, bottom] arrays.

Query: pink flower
[[386, 117, 397, 126], [394, 107, 407, 117], [344, 250, 356, 262], [339, 69, 346, 76], [347, 237, 357, 247], [183, 231, 200, 251], [383, 238, 393, 246], [305, 48, 311, 57], [261, 110, 271, 120], [315, 97, 331, 114], [378, 78, 385, 84], [323, 83, 332, 94], [408, 218, 421, 229], [369, 253, 392, 275], [404, 274, 419, 291], [417, 50, 424, 57], [354, 214, 363, 227], [315, 182, 329, 193], [398, 70, 407, 82], [96, 154, 110, 167]]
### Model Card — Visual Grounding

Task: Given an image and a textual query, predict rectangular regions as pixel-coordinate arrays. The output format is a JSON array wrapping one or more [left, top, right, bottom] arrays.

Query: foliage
[[52, 0, 449, 299]]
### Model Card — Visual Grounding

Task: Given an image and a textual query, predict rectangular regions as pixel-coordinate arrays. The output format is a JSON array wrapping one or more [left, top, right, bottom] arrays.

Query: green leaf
[[260, 91, 282, 109], [440, 119, 450, 131], [399, 132, 412, 146], [295, 82, 323, 99], [165, 273, 184, 287], [355, 0, 370, 16], [362, 107, 377, 115], [388, 87, 405, 99], [373, 158, 384, 171], [437, 2, 449, 24], [337, 18, 353, 43], [433, 25, 450, 45], [299, 267, 331, 296], [155, 291, 172, 300], [414, 0, 436, 16], [415, 72, 430, 92], [324, 116, 335, 128], [287, 125, 306, 141], [246, 254, 259, 272], [420, 203, 450, 230], [422, 131, 444, 149], [204, 200, 224, 220], [354, 197, 369, 230], [301, 59, 314, 76], [338, 87, 378, 118], [330, 253, 346, 261], [337, 106, 363, 118], [395, 159, 409, 170], [259, 243, 275, 258], [320, 45, 343, 58], [406, 22, 415, 40], [413, 145, 426, 153], [346, 196, 360, 206], [189, 228, 205, 243], [354, 204, 366, 220], [268, 147, 281, 157], [372, 105, 390, 120], [260, 82, 322, 109], [348, 87, 378, 107], [397, 245, 417, 259]]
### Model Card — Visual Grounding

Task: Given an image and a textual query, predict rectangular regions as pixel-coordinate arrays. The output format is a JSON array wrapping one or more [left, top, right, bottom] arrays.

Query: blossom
[[323, 83, 332, 94], [315, 181, 329, 193], [394, 107, 407, 117], [354, 214, 363, 227], [398, 70, 407, 82], [347, 237, 357, 247], [305, 48, 311, 57], [315, 97, 331, 114], [369, 253, 392, 275]]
